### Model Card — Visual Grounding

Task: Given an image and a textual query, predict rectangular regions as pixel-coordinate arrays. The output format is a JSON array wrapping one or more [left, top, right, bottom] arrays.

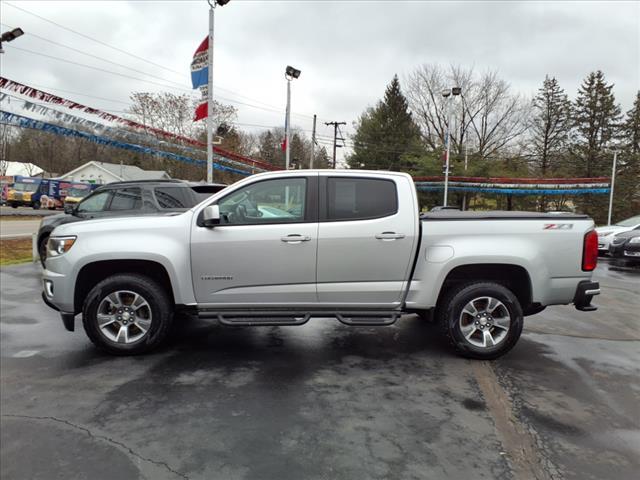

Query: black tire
[[82, 274, 174, 355], [38, 234, 49, 268], [10, 203, 17, 208], [32, 201, 41, 210], [437, 281, 523, 360]]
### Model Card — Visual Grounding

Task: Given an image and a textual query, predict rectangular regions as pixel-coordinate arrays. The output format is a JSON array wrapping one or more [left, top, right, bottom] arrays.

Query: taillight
[[582, 230, 598, 271]]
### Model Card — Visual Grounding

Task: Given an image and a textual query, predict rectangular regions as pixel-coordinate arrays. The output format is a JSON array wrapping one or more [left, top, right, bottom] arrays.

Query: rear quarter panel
[[405, 218, 595, 309]]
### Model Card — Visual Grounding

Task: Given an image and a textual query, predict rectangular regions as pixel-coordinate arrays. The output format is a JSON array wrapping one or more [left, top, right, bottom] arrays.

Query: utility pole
[[325, 121, 346, 169], [607, 150, 618, 226], [310, 114, 317, 169]]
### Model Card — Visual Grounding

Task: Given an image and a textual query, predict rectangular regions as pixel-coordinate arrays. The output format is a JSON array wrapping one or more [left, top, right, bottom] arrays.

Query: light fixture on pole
[[442, 87, 461, 206], [284, 65, 301, 170], [205, 0, 230, 184], [0, 27, 25, 54]]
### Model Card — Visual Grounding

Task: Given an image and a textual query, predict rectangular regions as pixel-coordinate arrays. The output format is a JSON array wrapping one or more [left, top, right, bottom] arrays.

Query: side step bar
[[199, 310, 399, 327]]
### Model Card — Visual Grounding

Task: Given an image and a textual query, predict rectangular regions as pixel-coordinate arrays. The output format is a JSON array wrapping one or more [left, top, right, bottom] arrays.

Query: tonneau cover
[[420, 210, 590, 221]]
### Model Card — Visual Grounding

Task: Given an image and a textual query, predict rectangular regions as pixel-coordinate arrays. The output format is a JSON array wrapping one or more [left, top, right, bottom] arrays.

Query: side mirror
[[203, 205, 221, 227]]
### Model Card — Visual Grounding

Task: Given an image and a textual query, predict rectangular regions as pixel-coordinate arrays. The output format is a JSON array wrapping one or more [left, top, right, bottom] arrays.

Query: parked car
[[596, 215, 640, 253], [36, 179, 226, 266], [42, 170, 600, 360], [608, 227, 640, 264]]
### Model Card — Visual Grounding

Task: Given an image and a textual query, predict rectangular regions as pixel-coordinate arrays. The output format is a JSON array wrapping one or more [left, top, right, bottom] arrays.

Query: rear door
[[316, 173, 418, 307]]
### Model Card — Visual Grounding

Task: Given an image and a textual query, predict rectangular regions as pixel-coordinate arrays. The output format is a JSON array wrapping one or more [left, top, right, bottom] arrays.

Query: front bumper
[[41, 291, 75, 331], [573, 280, 600, 312], [42, 262, 77, 332]]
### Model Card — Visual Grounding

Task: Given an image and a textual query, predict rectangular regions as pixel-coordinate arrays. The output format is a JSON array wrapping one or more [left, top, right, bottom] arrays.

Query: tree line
[[1, 66, 637, 223], [347, 66, 639, 223]]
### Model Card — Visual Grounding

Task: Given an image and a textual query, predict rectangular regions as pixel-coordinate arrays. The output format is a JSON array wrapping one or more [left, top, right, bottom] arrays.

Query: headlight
[[629, 237, 640, 244], [47, 236, 77, 256], [598, 231, 613, 237]]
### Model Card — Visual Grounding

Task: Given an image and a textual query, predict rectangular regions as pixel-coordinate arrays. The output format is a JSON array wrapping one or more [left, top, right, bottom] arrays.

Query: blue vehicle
[[6, 176, 53, 209]]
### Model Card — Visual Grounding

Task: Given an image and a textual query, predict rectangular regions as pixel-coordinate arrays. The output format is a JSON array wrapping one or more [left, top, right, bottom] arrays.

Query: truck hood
[[50, 211, 192, 237]]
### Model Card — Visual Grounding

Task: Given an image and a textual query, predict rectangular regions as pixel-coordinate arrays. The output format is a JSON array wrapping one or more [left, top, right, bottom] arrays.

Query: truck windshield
[[12, 182, 39, 192]]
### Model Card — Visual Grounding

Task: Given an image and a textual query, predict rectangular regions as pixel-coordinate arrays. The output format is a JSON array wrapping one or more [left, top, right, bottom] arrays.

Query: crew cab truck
[[41, 170, 600, 359]]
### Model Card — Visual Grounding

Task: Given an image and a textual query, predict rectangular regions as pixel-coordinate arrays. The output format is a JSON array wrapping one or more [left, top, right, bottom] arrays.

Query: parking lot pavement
[[0, 219, 41, 239], [1, 263, 638, 480]]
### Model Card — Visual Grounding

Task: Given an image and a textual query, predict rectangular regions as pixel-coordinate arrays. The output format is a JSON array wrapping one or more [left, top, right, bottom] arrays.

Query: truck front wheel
[[82, 274, 174, 355], [437, 282, 523, 360]]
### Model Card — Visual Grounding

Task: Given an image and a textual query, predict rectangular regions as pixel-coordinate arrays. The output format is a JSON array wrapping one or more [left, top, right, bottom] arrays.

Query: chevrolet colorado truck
[[41, 170, 600, 359]]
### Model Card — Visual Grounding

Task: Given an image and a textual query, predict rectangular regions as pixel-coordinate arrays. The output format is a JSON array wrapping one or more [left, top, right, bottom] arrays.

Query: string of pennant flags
[[0, 76, 278, 172], [0, 93, 267, 174], [0, 110, 252, 177], [414, 176, 611, 196]]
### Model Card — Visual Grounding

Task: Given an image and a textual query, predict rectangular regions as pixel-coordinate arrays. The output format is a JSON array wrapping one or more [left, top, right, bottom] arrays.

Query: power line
[[2, 6, 322, 120], [4, 1, 186, 78], [5, 44, 321, 123]]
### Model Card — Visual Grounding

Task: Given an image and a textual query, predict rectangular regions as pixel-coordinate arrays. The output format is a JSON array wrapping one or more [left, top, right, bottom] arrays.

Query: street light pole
[[443, 97, 452, 207], [284, 66, 301, 170], [442, 87, 461, 207], [206, 1, 216, 184], [285, 77, 292, 170], [607, 150, 618, 226]]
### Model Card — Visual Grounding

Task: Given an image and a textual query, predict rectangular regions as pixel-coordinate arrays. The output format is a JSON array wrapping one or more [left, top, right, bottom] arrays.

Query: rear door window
[[326, 177, 398, 221], [108, 188, 143, 211], [154, 187, 196, 209]]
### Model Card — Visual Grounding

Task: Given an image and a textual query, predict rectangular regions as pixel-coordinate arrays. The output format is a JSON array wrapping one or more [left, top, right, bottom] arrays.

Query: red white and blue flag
[[191, 36, 209, 121]]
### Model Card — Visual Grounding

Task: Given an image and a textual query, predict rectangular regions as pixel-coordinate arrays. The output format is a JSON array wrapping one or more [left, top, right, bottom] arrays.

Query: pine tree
[[347, 75, 423, 170], [572, 70, 622, 177], [530, 76, 572, 175], [622, 91, 640, 154]]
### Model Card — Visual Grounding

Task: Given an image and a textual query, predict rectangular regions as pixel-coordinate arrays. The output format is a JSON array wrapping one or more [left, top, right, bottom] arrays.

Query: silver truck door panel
[[316, 174, 418, 306], [191, 223, 318, 304]]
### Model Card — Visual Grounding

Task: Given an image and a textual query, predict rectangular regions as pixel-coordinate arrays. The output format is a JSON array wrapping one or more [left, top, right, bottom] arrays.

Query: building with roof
[[57, 161, 170, 184], [0, 161, 44, 177]]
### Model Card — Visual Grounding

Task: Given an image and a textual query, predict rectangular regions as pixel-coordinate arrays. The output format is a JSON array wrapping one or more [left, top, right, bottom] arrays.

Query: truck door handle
[[281, 234, 311, 244], [375, 232, 405, 240]]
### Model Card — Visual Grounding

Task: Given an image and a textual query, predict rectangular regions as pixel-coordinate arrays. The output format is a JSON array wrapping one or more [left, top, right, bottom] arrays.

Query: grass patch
[[0, 238, 34, 266]]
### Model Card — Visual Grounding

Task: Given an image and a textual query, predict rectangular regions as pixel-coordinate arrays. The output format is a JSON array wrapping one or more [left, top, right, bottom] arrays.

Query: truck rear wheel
[[82, 274, 173, 355], [437, 281, 523, 360]]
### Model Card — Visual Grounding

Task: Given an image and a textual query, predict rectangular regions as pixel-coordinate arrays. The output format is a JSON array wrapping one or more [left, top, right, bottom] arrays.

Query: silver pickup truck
[[42, 170, 600, 359]]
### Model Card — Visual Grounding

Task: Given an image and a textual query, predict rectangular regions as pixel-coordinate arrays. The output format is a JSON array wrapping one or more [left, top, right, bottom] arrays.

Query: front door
[[191, 175, 318, 307]]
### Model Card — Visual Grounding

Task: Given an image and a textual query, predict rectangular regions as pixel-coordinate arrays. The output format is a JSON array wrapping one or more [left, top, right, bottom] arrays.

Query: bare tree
[[405, 64, 529, 159], [127, 92, 237, 141]]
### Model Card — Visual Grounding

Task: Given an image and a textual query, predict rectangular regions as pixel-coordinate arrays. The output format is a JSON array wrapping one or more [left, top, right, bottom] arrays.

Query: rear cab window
[[325, 177, 398, 221]]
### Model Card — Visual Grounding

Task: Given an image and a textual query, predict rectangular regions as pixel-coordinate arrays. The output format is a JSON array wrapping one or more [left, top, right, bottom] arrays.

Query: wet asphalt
[[1, 260, 638, 480]]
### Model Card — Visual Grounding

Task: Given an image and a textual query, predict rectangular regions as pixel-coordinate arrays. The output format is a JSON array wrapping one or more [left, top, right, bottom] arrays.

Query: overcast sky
[[2, 0, 639, 159]]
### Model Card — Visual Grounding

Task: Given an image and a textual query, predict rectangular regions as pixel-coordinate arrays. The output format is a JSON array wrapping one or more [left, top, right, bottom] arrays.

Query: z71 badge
[[543, 224, 573, 230]]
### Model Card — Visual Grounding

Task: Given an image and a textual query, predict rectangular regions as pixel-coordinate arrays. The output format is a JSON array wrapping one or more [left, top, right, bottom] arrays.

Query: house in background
[[58, 161, 170, 184], [0, 161, 44, 177]]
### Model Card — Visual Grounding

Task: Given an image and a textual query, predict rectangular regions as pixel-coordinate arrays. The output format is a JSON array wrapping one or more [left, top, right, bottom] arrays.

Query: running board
[[217, 313, 310, 326], [335, 313, 399, 326], [198, 310, 399, 327]]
